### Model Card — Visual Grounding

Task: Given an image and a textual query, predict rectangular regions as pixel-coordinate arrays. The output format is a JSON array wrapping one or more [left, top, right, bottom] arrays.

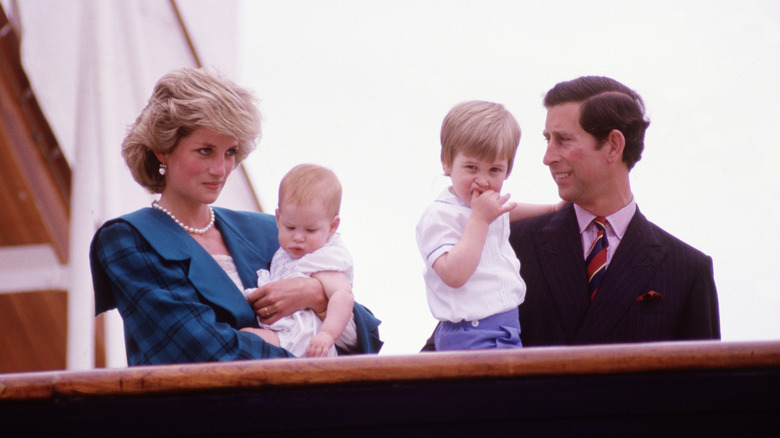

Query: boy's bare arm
[[433, 190, 514, 288]]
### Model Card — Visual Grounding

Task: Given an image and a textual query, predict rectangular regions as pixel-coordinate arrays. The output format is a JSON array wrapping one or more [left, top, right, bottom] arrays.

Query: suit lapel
[[214, 208, 274, 290], [535, 206, 592, 343], [124, 208, 255, 327], [574, 209, 666, 343]]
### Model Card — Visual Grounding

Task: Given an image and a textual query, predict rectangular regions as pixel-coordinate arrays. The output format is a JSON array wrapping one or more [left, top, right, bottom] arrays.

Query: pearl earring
[[159, 163, 167, 175]]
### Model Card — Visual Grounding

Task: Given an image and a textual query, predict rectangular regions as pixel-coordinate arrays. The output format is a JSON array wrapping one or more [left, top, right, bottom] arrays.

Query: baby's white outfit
[[246, 234, 354, 357]]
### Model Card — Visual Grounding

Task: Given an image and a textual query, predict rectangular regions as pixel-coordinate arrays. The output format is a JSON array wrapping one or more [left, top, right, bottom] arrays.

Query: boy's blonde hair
[[278, 164, 342, 218], [440, 100, 521, 175]]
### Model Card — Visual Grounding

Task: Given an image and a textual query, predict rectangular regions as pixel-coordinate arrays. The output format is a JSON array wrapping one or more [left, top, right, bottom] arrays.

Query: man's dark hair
[[544, 76, 650, 170]]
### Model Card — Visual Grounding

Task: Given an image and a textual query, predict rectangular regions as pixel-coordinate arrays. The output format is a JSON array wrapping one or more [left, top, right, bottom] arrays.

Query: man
[[510, 76, 720, 346]]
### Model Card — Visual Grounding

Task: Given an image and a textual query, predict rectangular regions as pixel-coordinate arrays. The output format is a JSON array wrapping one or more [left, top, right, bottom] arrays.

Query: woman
[[90, 67, 382, 365]]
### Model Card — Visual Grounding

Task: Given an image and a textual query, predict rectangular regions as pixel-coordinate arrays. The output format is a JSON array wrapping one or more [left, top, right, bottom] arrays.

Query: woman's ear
[[154, 151, 168, 165]]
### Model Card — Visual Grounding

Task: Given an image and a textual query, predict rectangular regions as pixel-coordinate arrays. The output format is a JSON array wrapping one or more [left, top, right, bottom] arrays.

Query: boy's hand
[[306, 332, 335, 357], [470, 189, 516, 224]]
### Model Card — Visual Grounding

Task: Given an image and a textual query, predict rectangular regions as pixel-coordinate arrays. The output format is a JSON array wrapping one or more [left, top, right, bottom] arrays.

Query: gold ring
[[264, 307, 270, 317]]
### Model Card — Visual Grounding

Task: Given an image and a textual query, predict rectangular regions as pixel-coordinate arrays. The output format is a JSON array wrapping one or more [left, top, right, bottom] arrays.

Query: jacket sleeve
[[91, 220, 294, 365], [679, 254, 721, 340], [345, 302, 383, 354]]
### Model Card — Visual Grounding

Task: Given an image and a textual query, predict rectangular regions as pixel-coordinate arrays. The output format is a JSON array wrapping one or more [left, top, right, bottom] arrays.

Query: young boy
[[416, 100, 556, 351], [244, 164, 355, 357]]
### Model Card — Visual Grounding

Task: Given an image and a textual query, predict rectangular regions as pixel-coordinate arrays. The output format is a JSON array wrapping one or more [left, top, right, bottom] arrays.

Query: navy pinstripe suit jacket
[[509, 203, 720, 346], [91, 207, 382, 365]]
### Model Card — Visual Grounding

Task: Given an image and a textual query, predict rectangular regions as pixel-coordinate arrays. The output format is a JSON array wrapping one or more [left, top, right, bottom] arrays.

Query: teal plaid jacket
[[90, 207, 382, 365]]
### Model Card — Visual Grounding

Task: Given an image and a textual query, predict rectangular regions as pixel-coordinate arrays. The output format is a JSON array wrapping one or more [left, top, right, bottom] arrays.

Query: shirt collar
[[437, 187, 468, 208], [574, 197, 637, 239]]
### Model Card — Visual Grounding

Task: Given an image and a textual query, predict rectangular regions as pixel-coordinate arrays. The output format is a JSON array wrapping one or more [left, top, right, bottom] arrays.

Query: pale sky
[[236, 1, 780, 355]]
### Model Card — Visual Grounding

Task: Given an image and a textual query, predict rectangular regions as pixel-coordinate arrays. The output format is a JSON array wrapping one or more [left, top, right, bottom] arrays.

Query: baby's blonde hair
[[440, 100, 521, 176], [278, 164, 342, 218]]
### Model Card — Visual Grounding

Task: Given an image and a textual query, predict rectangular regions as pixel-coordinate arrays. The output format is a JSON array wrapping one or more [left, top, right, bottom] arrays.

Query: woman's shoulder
[[92, 208, 195, 262], [99, 207, 275, 232], [93, 207, 167, 243], [214, 207, 276, 230], [93, 209, 149, 242]]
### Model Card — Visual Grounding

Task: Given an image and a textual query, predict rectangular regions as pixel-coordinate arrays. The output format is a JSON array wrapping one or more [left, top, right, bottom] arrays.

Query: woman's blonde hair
[[122, 67, 262, 193]]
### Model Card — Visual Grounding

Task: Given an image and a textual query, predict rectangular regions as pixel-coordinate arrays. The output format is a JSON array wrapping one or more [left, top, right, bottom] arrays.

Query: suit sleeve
[[679, 254, 721, 340], [91, 221, 294, 365]]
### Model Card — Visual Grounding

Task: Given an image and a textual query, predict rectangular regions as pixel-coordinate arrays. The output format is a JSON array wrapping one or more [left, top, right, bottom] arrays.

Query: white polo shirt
[[416, 188, 526, 323]]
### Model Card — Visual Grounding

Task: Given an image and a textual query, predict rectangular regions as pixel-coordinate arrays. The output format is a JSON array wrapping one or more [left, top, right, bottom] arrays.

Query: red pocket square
[[636, 291, 663, 302]]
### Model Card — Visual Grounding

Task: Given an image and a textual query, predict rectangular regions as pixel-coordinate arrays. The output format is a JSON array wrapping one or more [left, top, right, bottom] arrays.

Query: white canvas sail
[[1, 0, 258, 369]]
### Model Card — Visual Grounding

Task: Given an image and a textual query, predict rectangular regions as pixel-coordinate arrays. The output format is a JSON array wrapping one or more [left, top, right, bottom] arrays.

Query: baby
[[244, 164, 354, 357]]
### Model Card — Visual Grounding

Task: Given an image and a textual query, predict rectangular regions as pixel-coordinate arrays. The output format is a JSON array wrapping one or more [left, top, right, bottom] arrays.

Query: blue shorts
[[435, 308, 522, 351]]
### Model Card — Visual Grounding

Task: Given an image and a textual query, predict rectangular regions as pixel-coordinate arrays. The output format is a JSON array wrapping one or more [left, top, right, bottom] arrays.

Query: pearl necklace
[[151, 201, 215, 235]]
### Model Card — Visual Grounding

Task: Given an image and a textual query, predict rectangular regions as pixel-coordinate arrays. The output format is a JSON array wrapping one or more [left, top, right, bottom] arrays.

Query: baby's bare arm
[[306, 271, 354, 357]]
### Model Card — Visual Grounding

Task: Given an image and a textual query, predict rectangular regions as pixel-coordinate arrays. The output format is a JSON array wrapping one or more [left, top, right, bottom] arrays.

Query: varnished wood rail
[[2, 340, 779, 400], [2, 340, 779, 436]]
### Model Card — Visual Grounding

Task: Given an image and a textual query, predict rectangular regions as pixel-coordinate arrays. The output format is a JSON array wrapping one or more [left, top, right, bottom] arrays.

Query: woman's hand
[[245, 277, 326, 324]]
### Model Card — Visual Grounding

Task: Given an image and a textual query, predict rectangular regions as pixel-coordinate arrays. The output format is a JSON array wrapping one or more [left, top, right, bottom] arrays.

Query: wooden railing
[[2, 340, 779, 436]]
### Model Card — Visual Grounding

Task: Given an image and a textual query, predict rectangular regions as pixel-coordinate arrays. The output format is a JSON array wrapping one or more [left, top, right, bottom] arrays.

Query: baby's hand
[[306, 332, 335, 358], [471, 190, 516, 224], [242, 287, 257, 299]]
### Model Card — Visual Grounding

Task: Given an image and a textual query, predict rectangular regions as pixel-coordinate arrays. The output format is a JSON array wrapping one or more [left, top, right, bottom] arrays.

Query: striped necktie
[[585, 216, 608, 302]]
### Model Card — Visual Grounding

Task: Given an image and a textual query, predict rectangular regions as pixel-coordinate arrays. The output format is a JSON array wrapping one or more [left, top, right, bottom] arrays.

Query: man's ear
[[329, 215, 341, 238], [605, 129, 626, 164]]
